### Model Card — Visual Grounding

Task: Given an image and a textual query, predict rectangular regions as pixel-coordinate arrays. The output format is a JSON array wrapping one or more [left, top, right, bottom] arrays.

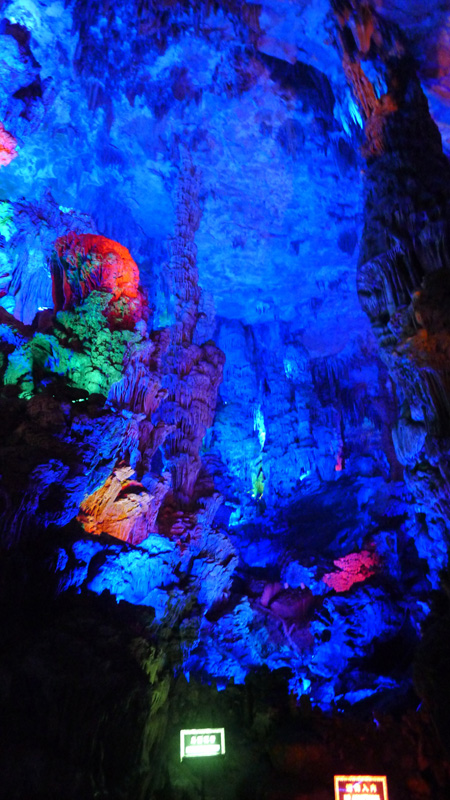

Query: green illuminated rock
[[2, 292, 140, 399]]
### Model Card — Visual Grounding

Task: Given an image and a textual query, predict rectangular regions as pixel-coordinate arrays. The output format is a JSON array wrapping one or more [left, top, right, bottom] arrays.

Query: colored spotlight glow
[[180, 728, 225, 760]]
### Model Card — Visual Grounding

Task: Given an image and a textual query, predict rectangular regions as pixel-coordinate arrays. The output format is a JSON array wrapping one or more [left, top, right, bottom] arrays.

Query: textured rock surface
[[333, 0, 450, 575], [52, 232, 145, 330]]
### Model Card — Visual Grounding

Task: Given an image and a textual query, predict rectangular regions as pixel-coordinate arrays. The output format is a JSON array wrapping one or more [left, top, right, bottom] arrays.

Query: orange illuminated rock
[[78, 464, 169, 545], [51, 233, 144, 330]]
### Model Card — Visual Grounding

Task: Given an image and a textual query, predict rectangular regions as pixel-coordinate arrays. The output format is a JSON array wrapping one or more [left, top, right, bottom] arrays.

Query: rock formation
[[51, 232, 145, 330], [333, 0, 450, 568]]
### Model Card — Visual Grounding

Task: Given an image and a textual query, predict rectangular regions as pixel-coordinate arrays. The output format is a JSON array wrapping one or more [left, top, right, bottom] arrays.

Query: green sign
[[180, 728, 225, 760]]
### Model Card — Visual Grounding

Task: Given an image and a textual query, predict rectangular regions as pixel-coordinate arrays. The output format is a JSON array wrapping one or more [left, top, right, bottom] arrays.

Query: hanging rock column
[[158, 154, 226, 507]]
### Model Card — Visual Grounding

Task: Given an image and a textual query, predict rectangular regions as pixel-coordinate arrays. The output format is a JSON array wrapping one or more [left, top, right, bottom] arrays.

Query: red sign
[[334, 775, 389, 800]]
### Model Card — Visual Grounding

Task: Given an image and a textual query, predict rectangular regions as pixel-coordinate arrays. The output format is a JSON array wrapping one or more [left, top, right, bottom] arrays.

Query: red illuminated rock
[[51, 233, 144, 330]]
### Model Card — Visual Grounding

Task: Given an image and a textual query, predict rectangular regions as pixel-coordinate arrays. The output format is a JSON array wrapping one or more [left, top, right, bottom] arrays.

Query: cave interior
[[2, 1, 450, 798]]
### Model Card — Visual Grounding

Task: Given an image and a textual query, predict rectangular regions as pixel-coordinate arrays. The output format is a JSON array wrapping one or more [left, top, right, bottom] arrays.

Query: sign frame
[[334, 775, 389, 800], [180, 728, 226, 761]]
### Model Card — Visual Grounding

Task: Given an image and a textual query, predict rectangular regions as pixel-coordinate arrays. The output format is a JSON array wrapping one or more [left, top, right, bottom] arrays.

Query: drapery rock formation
[[333, 0, 450, 572]]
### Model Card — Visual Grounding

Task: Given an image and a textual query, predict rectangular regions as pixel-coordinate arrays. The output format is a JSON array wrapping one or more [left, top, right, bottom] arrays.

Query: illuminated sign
[[180, 728, 225, 760], [334, 775, 389, 800]]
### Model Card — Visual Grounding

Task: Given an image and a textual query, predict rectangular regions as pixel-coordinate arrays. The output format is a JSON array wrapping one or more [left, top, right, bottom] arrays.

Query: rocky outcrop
[[78, 463, 169, 545], [0, 193, 96, 322], [51, 232, 145, 331]]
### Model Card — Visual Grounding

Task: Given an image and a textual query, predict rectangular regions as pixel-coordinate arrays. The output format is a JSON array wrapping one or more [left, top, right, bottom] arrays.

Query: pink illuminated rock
[[0, 123, 17, 167], [322, 549, 380, 593]]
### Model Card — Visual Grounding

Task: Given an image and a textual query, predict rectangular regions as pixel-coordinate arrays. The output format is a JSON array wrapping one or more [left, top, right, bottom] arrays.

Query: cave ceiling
[[0, 0, 356, 344], [1, 0, 449, 342]]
